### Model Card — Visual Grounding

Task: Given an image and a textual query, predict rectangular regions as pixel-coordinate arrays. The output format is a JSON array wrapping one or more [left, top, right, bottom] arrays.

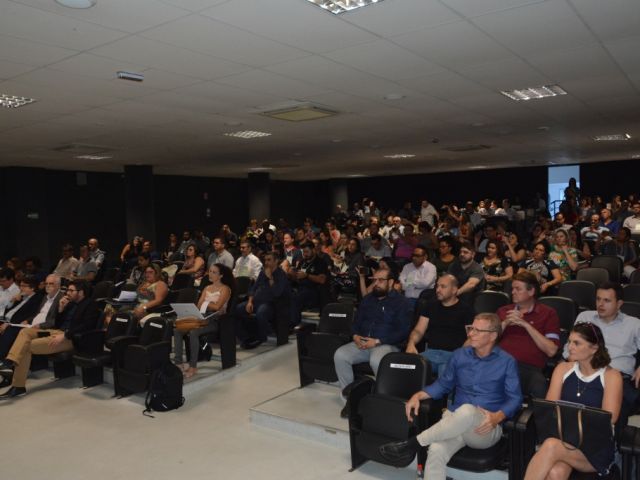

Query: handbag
[[532, 399, 612, 457], [174, 316, 209, 333]]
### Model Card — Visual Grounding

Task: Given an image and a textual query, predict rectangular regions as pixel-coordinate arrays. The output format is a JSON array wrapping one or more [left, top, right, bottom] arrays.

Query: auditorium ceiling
[[0, 0, 639, 179]]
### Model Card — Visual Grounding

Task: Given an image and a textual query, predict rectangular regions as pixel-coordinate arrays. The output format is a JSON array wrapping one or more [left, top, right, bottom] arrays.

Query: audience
[[398, 245, 436, 305], [481, 240, 513, 292], [0, 268, 20, 316], [0, 280, 100, 399], [132, 264, 169, 321], [52, 244, 78, 280], [72, 245, 98, 283], [207, 237, 234, 270], [232, 241, 262, 281], [0, 276, 42, 359]]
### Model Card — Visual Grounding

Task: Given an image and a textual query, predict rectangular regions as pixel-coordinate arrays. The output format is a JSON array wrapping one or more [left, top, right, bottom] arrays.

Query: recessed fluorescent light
[[500, 84, 567, 101], [384, 154, 415, 159], [469, 165, 488, 170], [0, 94, 36, 109], [632, 154, 640, 159], [592, 133, 631, 141], [346, 174, 367, 178], [55, 0, 96, 8], [76, 155, 112, 160], [117, 71, 144, 82], [305, 0, 384, 15], [248, 167, 273, 172], [224, 130, 272, 139]]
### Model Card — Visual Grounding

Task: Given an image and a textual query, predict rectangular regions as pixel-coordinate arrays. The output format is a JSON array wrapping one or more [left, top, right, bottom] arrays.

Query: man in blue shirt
[[334, 267, 412, 417], [380, 313, 522, 479]]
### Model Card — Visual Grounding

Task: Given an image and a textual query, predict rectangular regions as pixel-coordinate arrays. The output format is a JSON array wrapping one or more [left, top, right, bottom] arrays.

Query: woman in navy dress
[[524, 322, 622, 480]]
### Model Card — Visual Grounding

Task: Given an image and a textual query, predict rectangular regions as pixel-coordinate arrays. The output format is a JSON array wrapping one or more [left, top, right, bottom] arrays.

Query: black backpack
[[143, 363, 185, 417]]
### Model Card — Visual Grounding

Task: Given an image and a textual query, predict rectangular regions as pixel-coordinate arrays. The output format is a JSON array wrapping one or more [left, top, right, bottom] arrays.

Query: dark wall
[[580, 159, 640, 200], [346, 166, 549, 212], [271, 179, 331, 227], [153, 175, 249, 250]]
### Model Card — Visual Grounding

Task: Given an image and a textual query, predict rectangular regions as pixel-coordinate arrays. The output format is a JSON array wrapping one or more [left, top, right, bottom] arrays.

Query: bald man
[[406, 274, 474, 376]]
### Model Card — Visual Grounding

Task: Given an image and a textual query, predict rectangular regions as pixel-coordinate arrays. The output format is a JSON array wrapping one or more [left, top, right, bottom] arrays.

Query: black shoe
[[0, 386, 26, 399], [340, 402, 350, 419], [241, 339, 263, 350], [0, 375, 11, 388], [379, 439, 419, 464], [0, 360, 14, 376]]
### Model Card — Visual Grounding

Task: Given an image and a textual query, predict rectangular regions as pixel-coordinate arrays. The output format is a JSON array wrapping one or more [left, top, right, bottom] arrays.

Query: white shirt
[[31, 292, 58, 327], [420, 204, 438, 226], [0, 282, 20, 316], [233, 253, 263, 281], [399, 261, 437, 299], [623, 215, 640, 233]]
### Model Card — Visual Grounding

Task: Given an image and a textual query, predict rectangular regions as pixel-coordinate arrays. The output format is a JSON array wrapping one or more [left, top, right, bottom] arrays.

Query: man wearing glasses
[[0, 280, 100, 399], [398, 245, 437, 307], [379, 313, 522, 477], [334, 268, 412, 418]]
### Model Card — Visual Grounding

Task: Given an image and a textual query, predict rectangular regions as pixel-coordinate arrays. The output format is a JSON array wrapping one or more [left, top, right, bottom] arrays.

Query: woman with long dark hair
[[174, 263, 235, 379], [524, 323, 622, 480]]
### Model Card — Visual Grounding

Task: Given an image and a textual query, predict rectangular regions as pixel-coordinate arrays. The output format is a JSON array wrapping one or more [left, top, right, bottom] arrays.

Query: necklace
[[576, 378, 588, 398]]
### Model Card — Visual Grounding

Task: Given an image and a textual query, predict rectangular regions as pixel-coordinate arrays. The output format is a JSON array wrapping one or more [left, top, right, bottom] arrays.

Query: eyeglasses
[[465, 325, 497, 334]]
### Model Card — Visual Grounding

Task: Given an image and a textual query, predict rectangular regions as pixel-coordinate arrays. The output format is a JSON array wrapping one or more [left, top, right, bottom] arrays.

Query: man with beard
[[333, 268, 412, 417]]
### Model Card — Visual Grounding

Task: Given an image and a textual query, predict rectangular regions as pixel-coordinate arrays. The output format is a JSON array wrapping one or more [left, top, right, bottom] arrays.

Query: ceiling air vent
[[259, 102, 338, 122]]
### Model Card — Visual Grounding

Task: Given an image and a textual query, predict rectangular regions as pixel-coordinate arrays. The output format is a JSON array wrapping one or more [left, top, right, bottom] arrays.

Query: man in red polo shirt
[[497, 271, 560, 398]]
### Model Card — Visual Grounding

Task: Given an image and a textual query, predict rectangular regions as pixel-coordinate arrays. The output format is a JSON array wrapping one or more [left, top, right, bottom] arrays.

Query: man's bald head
[[436, 274, 459, 304]]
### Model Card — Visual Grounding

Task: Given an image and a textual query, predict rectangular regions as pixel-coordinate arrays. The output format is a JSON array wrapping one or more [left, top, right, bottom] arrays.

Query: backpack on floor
[[143, 363, 185, 417]]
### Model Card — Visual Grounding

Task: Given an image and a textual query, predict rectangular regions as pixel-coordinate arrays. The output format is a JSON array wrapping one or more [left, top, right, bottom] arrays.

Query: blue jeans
[[235, 301, 274, 342], [421, 349, 453, 377]]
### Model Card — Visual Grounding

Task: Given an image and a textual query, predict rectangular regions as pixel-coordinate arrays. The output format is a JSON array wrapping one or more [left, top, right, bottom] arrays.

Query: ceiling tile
[[213, 69, 331, 99], [13, 0, 190, 33], [0, 2, 127, 50], [440, 0, 546, 17], [141, 15, 309, 67], [392, 21, 513, 70], [343, 0, 461, 37], [527, 44, 623, 83], [569, 0, 640, 41], [0, 35, 77, 67], [0, 60, 38, 80], [605, 35, 640, 75], [456, 57, 551, 90], [471, 0, 597, 57], [398, 71, 493, 100], [89, 36, 250, 80], [561, 73, 638, 102], [201, 0, 379, 54], [325, 40, 445, 81]]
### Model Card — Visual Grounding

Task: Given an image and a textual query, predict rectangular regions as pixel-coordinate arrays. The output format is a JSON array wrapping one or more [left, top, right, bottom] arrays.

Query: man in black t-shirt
[[406, 274, 474, 376], [288, 241, 330, 325]]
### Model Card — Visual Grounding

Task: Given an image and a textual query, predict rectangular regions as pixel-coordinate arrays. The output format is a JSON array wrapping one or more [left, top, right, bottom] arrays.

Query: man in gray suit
[[31, 274, 63, 329]]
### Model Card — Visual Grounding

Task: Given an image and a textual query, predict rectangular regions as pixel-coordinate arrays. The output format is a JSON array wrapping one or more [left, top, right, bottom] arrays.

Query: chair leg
[[81, 366, 104, 388], [219, 318, 236, 370], [53, 358, 75, 379]]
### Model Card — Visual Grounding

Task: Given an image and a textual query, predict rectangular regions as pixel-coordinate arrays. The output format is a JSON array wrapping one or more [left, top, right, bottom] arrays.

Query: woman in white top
[[173, 263, 234, 379]]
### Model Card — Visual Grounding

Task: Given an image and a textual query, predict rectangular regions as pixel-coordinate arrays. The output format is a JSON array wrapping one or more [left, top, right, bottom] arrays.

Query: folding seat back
[[106, 312, 137, 345], [590, 255, 623, 284], [171, 287, 199, 305], [235, 276, 252, 300], [296, 303, 356, 386], [623, 284, 640, 304], [374, 352, 428, 398], [92, 280, 114, 300], [537, 296, 578, 334], [103, 267, 121, 283], [139, 316, 172, 346], [631, 269, 640, 285], [576, 267, 609, 287], [474, 290, 510, 314], [558, 280, 596, 311], [317, 302, 354, 334], [170, 273, 193, 290], [621, 301, 640, 319], [349, 353, 429, 470]]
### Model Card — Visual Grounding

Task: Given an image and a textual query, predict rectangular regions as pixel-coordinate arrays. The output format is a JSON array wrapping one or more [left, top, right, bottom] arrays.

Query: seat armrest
[[138, 341, 172, 369], [72, 329, 106, 355], [294, 322, 317, 335], [348, 377, 376, 421], [514, 407, 534, 433]]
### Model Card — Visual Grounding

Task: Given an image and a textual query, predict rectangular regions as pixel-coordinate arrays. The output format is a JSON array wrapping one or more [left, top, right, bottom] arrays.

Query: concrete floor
[[0, 344, 418, 480]]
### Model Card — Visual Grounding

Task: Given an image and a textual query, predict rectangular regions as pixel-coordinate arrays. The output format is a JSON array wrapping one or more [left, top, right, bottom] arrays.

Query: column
[[124, 165, 156, 245], [329, 178, 349, 216], [248, 172, 270, 223]]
